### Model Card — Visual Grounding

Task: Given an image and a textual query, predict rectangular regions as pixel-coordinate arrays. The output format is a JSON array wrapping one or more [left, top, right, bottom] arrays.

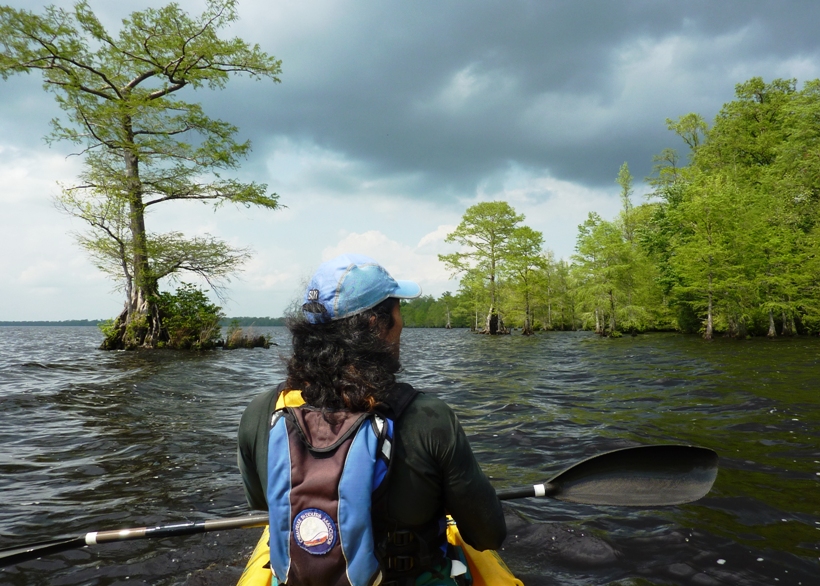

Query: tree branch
[[148, 81, 187, 100]]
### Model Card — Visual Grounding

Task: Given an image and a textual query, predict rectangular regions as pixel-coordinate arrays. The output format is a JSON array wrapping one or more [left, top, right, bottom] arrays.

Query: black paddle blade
[[549, 444, 718, 506], [0, 536, 86, 567]]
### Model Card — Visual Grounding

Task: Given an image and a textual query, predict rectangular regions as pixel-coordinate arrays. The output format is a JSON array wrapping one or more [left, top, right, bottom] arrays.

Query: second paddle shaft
[[496, 483, 557, 500], [86, 514, 269, 545]]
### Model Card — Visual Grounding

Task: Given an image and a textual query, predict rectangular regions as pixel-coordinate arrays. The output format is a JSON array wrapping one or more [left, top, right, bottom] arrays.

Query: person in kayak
[[237, 253, 506, 586]]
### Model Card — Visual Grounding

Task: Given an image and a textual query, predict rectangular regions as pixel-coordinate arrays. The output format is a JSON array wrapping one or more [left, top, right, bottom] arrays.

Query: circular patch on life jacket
[[292, 508, 337, 555]]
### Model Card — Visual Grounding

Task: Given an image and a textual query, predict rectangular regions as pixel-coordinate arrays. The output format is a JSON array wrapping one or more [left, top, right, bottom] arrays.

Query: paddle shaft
[[0, 514, 269, 567], [85, 514, 269, 543], [497, 483, 558, 500]]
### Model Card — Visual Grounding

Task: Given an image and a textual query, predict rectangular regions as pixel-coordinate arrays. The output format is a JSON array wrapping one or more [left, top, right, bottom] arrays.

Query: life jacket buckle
[[387, 555, 415, 573], [388, 530, 415, 547]]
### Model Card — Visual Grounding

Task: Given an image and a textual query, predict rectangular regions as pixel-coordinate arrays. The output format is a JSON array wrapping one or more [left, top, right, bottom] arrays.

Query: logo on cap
[[293, 508, 337, 555]]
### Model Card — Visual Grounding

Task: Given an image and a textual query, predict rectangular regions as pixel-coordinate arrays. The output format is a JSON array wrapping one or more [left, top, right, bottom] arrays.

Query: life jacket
[[265, 385, 446, 586]]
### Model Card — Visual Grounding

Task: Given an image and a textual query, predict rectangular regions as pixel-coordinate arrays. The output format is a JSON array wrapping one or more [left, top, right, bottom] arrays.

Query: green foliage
[[569, 188, 668, 337], [226, 319, 242, 340], [502, 226, 547, 334], [666, 112, 708, 154], [126, 312, 148, 338], [97, 318, 117, 339], [543, 258, 579, 331], [440, 201, 537, 333], [640, 76, 820, 337], [158, 283, 223, 350], [401, 295, 469, 328]]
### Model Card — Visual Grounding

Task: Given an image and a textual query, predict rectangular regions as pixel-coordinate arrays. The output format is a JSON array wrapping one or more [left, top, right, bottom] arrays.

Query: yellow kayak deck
[[237, 521, 522, 586]]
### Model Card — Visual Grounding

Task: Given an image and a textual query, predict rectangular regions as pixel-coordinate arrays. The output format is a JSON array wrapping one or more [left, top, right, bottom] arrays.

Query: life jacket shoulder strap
[[288, 408, 372, 452], [272, 383, 420, 418], [274, 388, 305, 410], [371, 415, 393, 461]]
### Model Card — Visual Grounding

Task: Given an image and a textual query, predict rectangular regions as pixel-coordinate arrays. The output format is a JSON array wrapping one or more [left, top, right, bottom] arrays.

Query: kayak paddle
[[0, 443, 717, 567], [0, 515, 269, 568], [496, 444, 718, 506]]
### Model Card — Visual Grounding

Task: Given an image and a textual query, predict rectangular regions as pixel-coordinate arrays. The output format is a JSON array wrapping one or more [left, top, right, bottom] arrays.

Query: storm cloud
[[209, 0, 820, 192]]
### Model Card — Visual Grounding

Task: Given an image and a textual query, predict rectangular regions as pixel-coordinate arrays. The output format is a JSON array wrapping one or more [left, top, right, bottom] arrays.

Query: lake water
[[0, 326, 818, 585]]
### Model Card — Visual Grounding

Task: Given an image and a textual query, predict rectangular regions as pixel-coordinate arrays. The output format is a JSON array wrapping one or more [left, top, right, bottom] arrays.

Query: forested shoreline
[[5, 75, 817, 339], [406, 77, 820, 338]]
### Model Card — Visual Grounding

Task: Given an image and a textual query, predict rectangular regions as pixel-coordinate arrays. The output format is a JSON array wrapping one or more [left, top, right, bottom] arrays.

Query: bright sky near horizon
[[2, 0, 820, 320]]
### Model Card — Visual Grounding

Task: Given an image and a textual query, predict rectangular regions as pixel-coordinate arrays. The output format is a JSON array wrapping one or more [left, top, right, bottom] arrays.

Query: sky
[[2, 0, 820, 320]]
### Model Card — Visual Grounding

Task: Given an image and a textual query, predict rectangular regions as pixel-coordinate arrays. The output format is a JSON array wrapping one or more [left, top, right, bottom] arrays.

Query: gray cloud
[[186, 0, 819, 197], [4, 0, 820, 196]]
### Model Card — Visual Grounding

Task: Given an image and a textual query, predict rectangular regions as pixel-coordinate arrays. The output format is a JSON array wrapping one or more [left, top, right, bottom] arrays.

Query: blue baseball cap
[[302, 254, 422, 324]]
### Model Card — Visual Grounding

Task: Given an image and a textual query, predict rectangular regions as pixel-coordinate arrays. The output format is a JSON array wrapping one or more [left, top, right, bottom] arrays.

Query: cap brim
[[392, 280, 422, 299]]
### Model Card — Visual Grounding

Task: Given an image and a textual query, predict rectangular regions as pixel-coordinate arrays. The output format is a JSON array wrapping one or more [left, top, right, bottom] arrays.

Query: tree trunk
[[781, 309, 793, 336], [594, 308, 602, 335], [487, 258, 498, 334], [608, 289, 616, 335], [737, 316, 748, 339], [486, 254, 506, 336], [486, 307, 499, 335], [497, 313, 508, 334], [727, 313, 737, 338], [101, 118, 166, 350], [522, 292, 534, 336], [767, 309, 777, 338], [704, 274, 713, 340], [445, 305, 452, 329]]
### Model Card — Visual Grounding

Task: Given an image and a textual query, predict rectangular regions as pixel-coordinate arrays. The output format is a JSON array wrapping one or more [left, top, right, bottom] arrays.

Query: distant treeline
[[1, 317, 286, 327], [401, 296, 469, 328], [0, 319, 104, 326], [219, 317, 286, 326]]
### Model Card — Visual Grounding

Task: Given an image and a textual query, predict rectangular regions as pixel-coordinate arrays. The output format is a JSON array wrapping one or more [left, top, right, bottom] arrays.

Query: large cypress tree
[[1, 0, 281, 349]]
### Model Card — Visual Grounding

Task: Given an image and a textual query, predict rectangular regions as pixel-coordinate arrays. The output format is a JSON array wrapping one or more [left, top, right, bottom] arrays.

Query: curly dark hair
[[285, 297, 400, 411]]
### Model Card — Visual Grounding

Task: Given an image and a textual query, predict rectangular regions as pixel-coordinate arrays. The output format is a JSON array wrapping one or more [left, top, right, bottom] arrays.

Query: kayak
[[237, 519, 523, 585], [444, 520, 523, 586]]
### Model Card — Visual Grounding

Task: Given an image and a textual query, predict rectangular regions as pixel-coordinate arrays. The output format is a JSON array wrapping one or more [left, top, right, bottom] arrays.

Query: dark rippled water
[[1, 327, 818, 585]]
